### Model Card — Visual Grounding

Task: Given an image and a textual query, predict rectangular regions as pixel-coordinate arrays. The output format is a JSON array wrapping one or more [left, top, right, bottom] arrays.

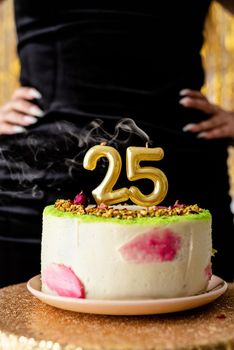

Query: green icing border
[[44, 205, 211, 225]]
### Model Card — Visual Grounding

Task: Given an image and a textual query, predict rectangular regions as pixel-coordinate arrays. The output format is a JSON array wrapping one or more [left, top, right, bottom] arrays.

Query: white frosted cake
[[41, 199, 212, 300]]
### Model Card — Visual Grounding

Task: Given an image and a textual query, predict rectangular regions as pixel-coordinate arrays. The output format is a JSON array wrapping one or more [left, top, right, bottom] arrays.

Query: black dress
[[0, 0, 233, 286]]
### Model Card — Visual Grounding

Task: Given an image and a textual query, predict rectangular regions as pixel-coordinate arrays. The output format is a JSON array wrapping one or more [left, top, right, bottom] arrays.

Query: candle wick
[[145, 142, 149, 148], [100, 141, 107, 146]]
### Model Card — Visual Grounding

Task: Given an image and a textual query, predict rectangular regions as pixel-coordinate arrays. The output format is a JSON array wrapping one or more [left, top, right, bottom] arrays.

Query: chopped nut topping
[[54, 200, 204, 219]]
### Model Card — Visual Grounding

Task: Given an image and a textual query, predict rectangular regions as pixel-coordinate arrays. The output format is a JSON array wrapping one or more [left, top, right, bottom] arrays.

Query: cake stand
[[0, 283, 234, 350]]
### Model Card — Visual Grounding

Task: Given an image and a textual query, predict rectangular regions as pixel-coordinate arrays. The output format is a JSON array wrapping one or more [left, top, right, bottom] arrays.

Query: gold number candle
[[83, 145, 129, 205], [126, 146, 168, 206]]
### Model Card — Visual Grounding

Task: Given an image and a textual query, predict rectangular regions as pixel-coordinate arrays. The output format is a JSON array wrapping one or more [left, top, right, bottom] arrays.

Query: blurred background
[[0, 0, 234, 200]]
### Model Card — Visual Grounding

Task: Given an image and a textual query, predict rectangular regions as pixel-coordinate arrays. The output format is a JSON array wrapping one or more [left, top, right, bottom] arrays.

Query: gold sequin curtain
[[202, 2, 234, 197], [0, 0, 19, 103], [0, 0, 234, 195]]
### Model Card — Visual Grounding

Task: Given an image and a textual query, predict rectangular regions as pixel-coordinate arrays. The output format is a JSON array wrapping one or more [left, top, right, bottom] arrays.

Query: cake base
[[0, 282, 233, 350]]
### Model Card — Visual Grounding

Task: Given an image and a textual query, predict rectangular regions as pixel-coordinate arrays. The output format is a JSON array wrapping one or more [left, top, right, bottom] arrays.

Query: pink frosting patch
[[119, 229, 181, 263], [42, 263, 85, 298], [204, 263, 212, 280]]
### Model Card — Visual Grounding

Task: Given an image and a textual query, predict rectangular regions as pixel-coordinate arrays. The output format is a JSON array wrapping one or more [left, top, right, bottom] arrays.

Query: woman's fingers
[[179, 89, 207, 99], [180, 88, 234, 139], [0, 122, 26, 135], [2, 99, 44, 117], [196, 113, 234, 139], [12, 87, 42, 101], [197, 124, 231, 139], [179, 96, 218, 114], [183, 114, 225, 132], [0, 87, 43, 135], [2, 112, 38, 126], [0, 111, 38, 135]]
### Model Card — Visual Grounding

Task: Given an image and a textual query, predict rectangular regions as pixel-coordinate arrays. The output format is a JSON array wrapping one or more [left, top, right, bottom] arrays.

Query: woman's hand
[[179, 89, 234, 139], [0, 87, 44, 135]]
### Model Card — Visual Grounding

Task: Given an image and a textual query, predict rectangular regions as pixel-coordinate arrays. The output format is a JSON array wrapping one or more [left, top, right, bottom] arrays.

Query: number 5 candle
[[126, 146, 168, 206]]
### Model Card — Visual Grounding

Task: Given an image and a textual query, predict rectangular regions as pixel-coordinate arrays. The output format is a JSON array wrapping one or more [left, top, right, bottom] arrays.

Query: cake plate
[[27, 274, 227, 315]]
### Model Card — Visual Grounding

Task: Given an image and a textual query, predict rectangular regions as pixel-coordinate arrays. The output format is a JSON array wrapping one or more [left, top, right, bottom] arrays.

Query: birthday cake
[[41, 199, 212, 300]]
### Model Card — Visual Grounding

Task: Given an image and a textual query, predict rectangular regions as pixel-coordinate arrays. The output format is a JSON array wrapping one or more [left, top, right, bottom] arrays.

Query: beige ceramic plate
[[27, 275, 227, 315]]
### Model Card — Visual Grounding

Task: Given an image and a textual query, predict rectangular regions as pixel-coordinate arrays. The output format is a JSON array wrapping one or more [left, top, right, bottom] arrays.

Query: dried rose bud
[[216, 314, 226, 320], [74, 191, 88, 206], [173, 200, 185, 208]]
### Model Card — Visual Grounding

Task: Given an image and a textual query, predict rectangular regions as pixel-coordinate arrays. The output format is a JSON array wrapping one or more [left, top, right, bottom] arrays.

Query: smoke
[[0, 117, 152, 204], [64, 117, 152, 174], [113, 118, 150, 145], [68, 117, 151, 148]]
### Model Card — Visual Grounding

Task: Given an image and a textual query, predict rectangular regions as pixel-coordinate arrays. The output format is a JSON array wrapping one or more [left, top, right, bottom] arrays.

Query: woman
[[0, 0, 234, 287]]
